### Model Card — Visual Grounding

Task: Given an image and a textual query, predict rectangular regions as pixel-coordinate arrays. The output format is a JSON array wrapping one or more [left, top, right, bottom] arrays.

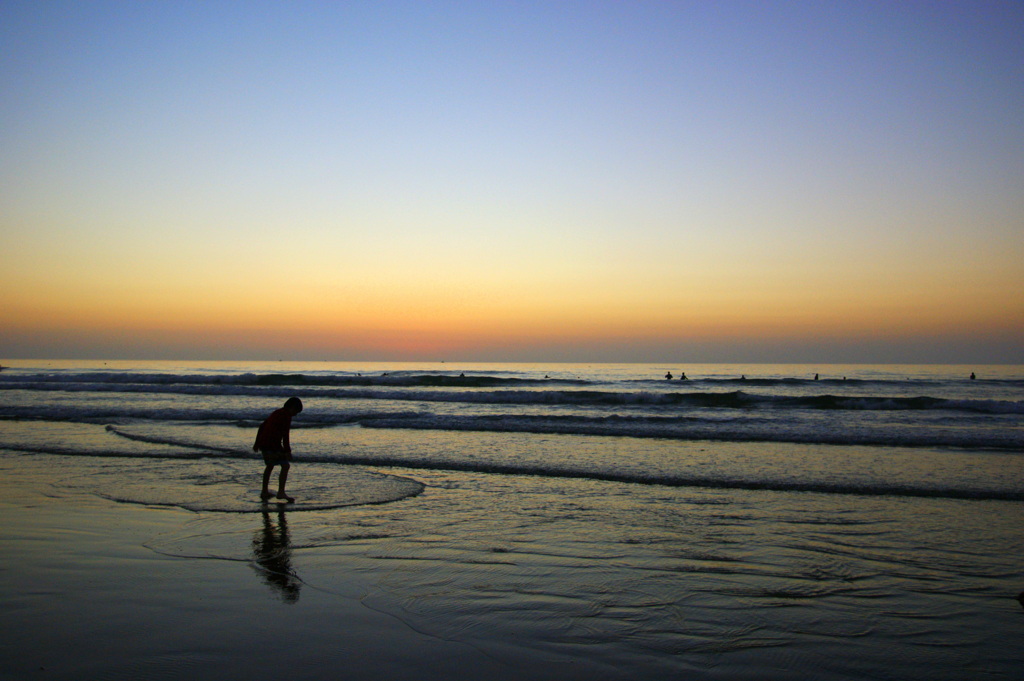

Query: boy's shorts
[[259, 449, 292, 465]]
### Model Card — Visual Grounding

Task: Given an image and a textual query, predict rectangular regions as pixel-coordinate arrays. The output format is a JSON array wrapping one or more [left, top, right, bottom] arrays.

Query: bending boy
[[254, 397, 303, 502]]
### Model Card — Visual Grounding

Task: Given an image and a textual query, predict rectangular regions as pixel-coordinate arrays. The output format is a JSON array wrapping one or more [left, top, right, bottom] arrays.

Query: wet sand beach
[[0, 457, 537, 681], [2, 446, 1022, 681]]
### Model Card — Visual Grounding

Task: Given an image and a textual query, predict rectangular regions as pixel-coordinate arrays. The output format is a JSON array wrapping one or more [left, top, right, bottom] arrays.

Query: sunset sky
[[2, 1, 1022, 363]]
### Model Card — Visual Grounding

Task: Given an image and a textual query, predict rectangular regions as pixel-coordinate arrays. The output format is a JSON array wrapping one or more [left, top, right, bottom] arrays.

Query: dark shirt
[[254, 408, 292, 453]]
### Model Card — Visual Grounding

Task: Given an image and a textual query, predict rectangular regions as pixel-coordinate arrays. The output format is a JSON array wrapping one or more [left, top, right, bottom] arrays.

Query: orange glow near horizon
[[6, 227, 1020, 345], [5, 258, 1020, 361]]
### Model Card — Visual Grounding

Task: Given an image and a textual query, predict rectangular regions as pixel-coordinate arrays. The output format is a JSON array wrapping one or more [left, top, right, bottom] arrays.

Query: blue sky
[[2, 1, 1022, 362]]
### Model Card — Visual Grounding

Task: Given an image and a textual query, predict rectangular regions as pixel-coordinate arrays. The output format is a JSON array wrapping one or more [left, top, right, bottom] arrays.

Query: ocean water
[[1, 360, 1022, 678]]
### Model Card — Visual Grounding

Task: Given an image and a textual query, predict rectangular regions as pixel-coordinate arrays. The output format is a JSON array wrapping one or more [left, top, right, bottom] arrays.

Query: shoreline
[[3, 449, 1022, 680], [0, 455, 645, 681]]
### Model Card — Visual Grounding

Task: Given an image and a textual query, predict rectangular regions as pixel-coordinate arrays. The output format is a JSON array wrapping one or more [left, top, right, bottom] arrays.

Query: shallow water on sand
[[4, 439, 1021, 680], [234, 471, 1023, 679]]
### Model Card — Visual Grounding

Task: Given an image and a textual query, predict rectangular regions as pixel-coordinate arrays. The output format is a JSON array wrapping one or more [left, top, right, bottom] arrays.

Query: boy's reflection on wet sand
[[252, 507, 301, 603]]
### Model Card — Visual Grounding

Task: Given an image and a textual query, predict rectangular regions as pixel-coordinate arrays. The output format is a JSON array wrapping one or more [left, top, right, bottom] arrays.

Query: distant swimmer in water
[[970, 372, 976, 380], [665, 371, 673, 380], [814, 373, 819, 381], [740, 375, 746, 381], [680, 372, 687, 380]]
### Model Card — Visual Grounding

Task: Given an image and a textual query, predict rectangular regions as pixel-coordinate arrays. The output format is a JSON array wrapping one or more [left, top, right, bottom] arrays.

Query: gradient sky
[[2, 1, 1022, 363]]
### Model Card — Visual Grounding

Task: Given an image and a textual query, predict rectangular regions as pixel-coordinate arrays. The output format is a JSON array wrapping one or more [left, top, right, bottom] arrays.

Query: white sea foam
[[2, 362, 1022, 489]]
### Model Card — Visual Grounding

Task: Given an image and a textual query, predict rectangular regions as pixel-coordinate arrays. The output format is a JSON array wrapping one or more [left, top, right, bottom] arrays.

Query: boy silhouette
[[254, 397, 303, 502]]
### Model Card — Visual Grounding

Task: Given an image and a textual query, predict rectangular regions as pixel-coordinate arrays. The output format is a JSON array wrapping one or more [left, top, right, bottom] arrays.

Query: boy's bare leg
[[277, 462, 295, 502], [261, 464, 276, 500]]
